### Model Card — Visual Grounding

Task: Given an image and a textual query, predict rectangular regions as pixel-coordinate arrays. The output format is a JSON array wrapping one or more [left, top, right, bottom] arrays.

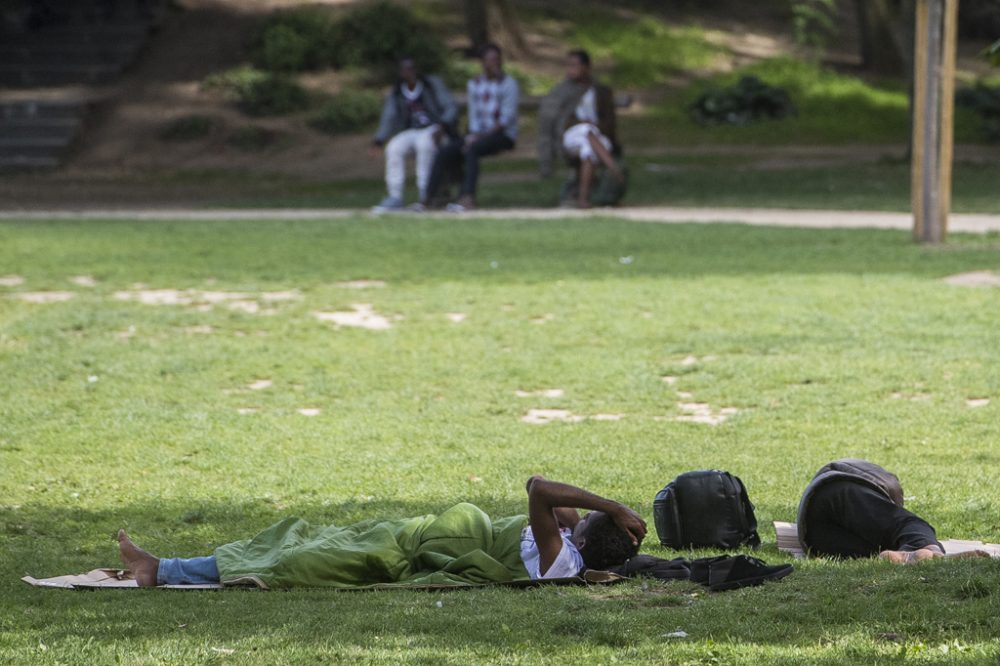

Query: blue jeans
[[156, 556, 220, 585]]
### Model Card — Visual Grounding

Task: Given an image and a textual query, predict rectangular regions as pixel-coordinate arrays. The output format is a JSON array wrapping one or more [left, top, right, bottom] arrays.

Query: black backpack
[[653, 470, 761, 550]]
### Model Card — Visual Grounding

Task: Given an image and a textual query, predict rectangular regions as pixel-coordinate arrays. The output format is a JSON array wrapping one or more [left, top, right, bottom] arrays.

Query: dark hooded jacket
[[796, 459, 905, 553], [372, 74, 458, 146]]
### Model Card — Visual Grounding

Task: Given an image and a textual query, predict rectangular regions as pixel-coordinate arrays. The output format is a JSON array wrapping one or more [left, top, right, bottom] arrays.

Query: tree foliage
[[790, 0, 838, 50]]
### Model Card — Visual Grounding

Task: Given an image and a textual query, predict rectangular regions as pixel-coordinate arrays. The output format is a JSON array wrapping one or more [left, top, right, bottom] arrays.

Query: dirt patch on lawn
[[521, 408, 624, 424], [312, 304, 393, 330], [336, 280, 387, 289], [943, 271, 1000, 287], [672, 402, 739, 426], [0, 275, 26, 287], [113, 288, 298, 313], [70, 276, 98, 287], [515, 388, 564, 398], [13, 291, 76, 303]]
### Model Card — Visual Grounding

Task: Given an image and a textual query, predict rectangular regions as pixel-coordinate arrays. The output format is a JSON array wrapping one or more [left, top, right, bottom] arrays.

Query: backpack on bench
[[653, 470, 761, 550]]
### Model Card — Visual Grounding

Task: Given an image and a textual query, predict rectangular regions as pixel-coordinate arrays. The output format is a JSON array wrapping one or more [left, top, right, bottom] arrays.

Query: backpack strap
[[734, 476, 761, 548]]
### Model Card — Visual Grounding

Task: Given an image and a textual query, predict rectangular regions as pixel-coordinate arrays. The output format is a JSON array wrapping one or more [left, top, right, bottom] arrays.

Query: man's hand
[[609, 504, 647, 546], [462, 133, 481, 150], [526, 476, 647, 574], [368, 144, 384, 158]]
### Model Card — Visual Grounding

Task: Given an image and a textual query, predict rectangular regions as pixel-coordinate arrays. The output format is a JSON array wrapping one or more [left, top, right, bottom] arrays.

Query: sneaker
[[446, 195, 476, 213], [691, 555, 794, 592], [372, 196, 404, 213], [405, 202, 427, 213]]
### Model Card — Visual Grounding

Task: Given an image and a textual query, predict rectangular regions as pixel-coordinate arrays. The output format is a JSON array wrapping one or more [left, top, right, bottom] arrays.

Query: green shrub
[[227, 127, 283, 151], [328, 1, 448, 83], [252, 6, 335, 72], [689, 76, 795, 126], [987, 38, 1000, 67], [309, 90, 382, 134], [158, 115, 218, 142], [257, 24, 312, 72], [956, 83, 1000, 142], [250, 1, 448, 83], [204, 66, 312, 117]]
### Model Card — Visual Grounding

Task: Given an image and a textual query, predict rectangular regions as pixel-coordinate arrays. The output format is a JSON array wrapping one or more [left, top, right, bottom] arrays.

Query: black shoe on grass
[[691, 555, 794, 592]]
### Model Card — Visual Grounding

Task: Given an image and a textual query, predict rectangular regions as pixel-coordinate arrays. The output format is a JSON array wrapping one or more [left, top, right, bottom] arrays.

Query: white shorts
[[562, 123, 612, 164]]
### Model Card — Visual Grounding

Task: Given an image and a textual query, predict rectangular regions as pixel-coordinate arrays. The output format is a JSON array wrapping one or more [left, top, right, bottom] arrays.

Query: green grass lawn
[[1, 216, 999, 664]]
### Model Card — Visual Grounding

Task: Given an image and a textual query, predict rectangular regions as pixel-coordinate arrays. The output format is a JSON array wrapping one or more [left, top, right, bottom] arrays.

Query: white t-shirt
[[520, 526, 585, 579], [574, 87, 598, 124]]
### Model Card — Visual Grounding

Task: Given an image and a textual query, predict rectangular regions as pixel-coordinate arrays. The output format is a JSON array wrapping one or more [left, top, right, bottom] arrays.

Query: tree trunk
[[493, 0, 529, 56], [463, 0, 489, 54], [855, 0, 912, 76]]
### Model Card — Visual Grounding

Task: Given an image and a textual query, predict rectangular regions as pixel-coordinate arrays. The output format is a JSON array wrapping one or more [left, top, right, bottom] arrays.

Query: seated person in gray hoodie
[[370, 57, 457, 212]]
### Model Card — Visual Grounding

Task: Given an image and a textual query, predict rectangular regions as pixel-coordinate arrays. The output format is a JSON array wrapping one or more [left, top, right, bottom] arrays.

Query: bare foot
[[878, 547, 943, 564], [118, 529, 159, 587]]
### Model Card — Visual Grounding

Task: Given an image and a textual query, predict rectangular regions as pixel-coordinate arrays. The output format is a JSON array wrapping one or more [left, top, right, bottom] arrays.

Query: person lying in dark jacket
[[797, 459, 944, 564]]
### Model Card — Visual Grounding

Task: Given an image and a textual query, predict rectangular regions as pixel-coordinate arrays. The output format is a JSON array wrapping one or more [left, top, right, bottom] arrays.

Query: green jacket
[[215, 503, 529, 589], [537, 79, 619, 177]]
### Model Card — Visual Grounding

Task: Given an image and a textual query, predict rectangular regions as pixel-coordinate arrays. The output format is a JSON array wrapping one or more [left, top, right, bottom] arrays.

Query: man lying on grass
[[118, 476, 646, 588], [797, 459, 948, 564]]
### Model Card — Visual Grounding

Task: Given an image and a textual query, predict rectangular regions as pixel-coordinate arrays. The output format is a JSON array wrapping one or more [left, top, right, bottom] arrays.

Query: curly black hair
[[576, 512, 640, 571]]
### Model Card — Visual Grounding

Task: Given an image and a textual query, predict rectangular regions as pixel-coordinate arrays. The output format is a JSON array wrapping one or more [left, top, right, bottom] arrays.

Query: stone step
[[0, 63, 124, 87], [0, 120, 80, 142], [0, 135, 73, 148], [0, 22, 150, 36], [0, 155, 60, 169], [0, 141, 68, 159], [0, 42, 145, 65], [0, 102, 84, 121]]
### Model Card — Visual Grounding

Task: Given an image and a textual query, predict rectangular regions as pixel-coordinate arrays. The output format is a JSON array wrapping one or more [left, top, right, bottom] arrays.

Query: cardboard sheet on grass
[[774, 521, 1000, 559], [22, 568, 624, 591]]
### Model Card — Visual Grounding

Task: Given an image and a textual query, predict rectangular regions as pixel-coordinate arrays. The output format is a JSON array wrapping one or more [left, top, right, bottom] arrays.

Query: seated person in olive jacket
[[537, 49, 624, 208]]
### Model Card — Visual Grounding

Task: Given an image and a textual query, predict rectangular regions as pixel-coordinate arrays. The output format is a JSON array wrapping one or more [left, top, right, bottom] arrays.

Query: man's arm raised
[[526, 475, 646, 575]]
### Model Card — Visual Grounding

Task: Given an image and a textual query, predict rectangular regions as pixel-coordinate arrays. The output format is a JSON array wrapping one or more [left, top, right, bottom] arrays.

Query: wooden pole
[[911, 0, 930, 241], [938, 0, 959, 240], [911, 0, 958, 244]]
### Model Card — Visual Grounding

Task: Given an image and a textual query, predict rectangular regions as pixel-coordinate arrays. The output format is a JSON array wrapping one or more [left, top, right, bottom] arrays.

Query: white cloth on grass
[[519, 526, 585, 579], [562, 122, 612, 164]]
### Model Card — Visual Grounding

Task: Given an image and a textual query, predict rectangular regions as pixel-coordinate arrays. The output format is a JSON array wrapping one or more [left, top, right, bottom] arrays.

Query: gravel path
[[2, 206, 999, 233]]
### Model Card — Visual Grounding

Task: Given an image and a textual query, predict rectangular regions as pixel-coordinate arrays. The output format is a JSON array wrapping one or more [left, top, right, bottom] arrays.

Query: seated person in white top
[[558, 50, 625, 209], [522, 475, 646, 578]]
